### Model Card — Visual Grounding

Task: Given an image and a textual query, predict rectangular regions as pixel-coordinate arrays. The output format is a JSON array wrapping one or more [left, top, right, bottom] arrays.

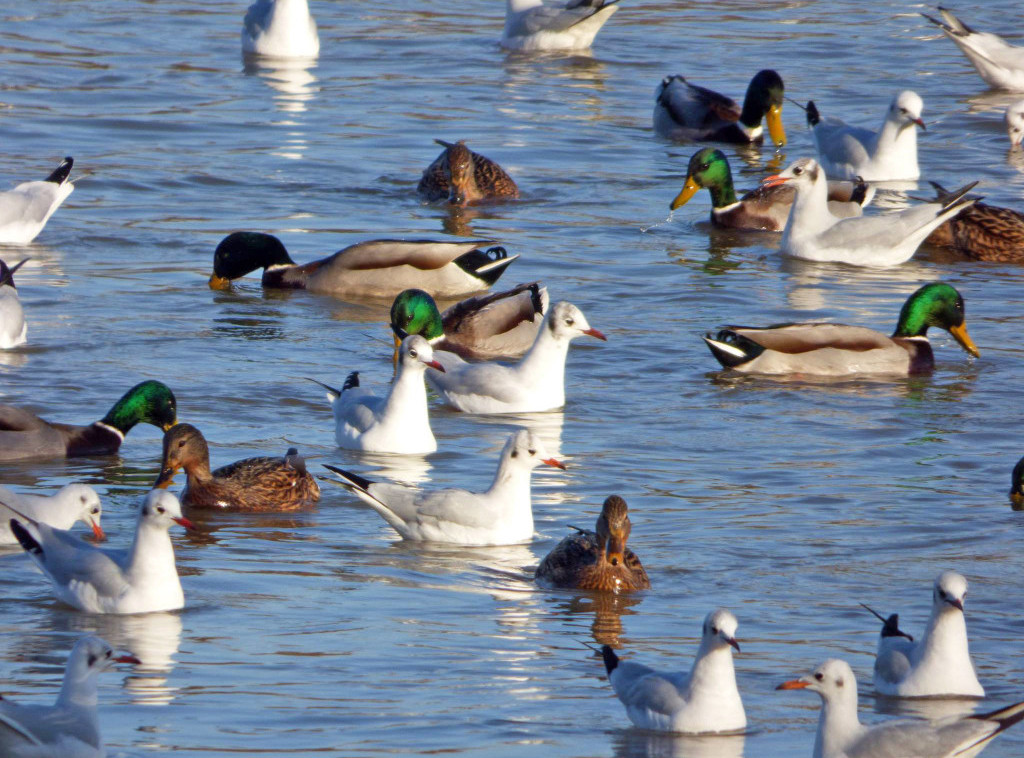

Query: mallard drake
[[0, 258, 29, 348], [924, 181, 1024, 262], [535, 495, 650, 592], [209, 231, 518, 299], [670, 148, 870, 230], [807, 92, 924, 181], [654, 70, 786, 147], [704, 282, 980, 376], [922, 8, 1024, 91], [390, 283, 547, 361], [0, 380, 177, 462], [501, 0, 619, 51], [242, 0, 319, 59], [417, 139, 520, 206], [0, 157, 74, 245], [154, 423, 320, 512]]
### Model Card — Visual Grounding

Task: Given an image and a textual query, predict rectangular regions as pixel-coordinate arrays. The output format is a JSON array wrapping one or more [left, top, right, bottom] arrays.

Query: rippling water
[[2, 1, 1024, 756]]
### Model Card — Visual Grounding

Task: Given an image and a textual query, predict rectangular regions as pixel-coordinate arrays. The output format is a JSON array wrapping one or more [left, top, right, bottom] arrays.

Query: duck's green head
[[894, 282, 979, 357], [210, 232, 295, 290], [741, 69, 786, 147], [671, 149, 736, 210], [101, 380, 178, 435], [390, 289, 444, 342]]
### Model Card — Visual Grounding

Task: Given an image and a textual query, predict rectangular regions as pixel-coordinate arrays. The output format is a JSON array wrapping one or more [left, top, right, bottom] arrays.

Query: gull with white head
[[1006, 101, 1024, 148], [501, 0, 619, 52], [922, 9, 1024, 92], [0, 158, 74, 245], [0, 483, 103, 545], [242, 0, 319, 59]]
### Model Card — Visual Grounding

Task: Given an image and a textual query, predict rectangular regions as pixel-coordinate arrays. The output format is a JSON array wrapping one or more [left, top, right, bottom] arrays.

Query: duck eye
[[177, 440, 186, 449]]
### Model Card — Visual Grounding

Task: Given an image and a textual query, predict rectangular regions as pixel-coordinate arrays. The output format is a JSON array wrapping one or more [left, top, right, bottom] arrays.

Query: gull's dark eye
[[91, 507, 100, 515], [409, 349, 418, 358], [510, 450, 518, 458], [711, 626, 719, 634], [156, 506, 166, 515], [814, 672, 824, 681], [794, 166, 803, 176], [528, 449, 536, 456], [105, 650, 112, 658]]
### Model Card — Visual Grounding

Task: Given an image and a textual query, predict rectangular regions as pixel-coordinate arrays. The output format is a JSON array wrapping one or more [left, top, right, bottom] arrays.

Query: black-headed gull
[[0, 483, 103, 545], [501, 0, 619, 52], [321, 429, 565, 545], [427, 301, 606, 414], [602, 609, 745, 734], [10, 489, 193, 614], [242, 0, 319, 59], [0, 158, 74, 245], [764, 158, 976, 266], [866, 571, 984, 698], [807, 92, 925, 181], [0, 258, 28, 349], [1006, 100, 1024, 148], [922, 8, 1024, 92], [311, 334, 445, 455], [0, 636, 139, 757], [777, 658, 1024, 758]]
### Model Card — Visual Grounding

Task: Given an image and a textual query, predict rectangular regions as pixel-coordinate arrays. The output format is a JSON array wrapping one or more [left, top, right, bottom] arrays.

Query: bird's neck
[[919, 607, 971, 663], [57, 676, 98, 709], [815, 695, 863, 758], [686, 643, 737, 699], [384, 365, 430, 425], [486, 460, 533, 505], [872, 119, 917, 165], [784, 175, 834, 241], [707, 179, 739, 209], [517, 327, 570, 386], [508, 0, 544, 11], [126, 522, 177, 581]]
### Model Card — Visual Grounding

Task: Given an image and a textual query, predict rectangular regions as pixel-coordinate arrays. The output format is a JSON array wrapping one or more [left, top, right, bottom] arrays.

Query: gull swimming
[[242, 0, 319, 58], [0, 258, 29, 349], [922, 8, 1024, 91], [501, 0, 619, 52], [0, 157, 74, 245], [0, 483, 103, 545], [1006, 100, 1024, 147]]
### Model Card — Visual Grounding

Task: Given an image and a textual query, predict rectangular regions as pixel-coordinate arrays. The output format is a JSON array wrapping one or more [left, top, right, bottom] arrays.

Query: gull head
[[595, 495, 632, 566], [1006, 100, 1024, 149], [933, 570, 968, 613], [777, 658, 858, 710], [66, 636, 140, 688], [61, 483, 105, 541], [399, 334, 445, 373], [545, 301, 606, 343], [504, 429, 565, 471], [889, 90, 925, 131], [702, 608, 741, 653], [760, 157, 822, 193], [140, 489, 195, 532]]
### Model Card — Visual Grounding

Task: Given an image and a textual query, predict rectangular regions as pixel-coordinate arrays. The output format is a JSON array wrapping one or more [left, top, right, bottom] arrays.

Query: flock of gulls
[[2, 1, 1024, 756]]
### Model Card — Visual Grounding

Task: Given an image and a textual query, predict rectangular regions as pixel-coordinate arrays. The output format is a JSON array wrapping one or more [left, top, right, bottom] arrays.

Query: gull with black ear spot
[[1007, 101, 1024, 148], [778, 658, 1024, 758], [0, 483, 104, 545], [602, 609, 745, 733]]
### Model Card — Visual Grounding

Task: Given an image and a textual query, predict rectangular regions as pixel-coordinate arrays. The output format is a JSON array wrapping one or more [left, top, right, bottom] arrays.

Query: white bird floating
[[242, 0, 320, 59], [1006, 100, 1024, 148], [0, 636, 139, 758], [0, 158, 74, 245], [807, 92, 925, 181], [427, 301, 606, 414], [0, 483, 103, 545], [10, 489, 193, 614], [764, 158, 976, 266], [0, 258, 29, 349], [501, 0, 619, 52], [922, 8, 1024, 92], [777, 658, 1024, 758], [865, 570, 985, 698], [603, 609, 746, 734], [321, 429, 565, 545], [310, 334, 445, 455]]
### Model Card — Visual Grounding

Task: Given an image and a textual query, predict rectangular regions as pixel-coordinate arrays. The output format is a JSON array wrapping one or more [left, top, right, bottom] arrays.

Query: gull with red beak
[[310, 334, 445, 455], [9, 489, 194, 614], [763, 158, 976, 266], [602, 609, 745, 734], [807, 90, 926, 181], [777, 658, 1023, 758], [0, 483, 104, 545], [426, 301, 606, 414], [321, 429, 565, 545], [869, 571, 985, 698], [0, 636, 139, 757]]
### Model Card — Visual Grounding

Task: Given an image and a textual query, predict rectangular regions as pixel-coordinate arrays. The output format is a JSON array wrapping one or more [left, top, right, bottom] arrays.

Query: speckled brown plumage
[[154, 423, 320, 513], [925, 182, 1024, 262], [417, 139, 520, 206], [535, 495, 650, 592]]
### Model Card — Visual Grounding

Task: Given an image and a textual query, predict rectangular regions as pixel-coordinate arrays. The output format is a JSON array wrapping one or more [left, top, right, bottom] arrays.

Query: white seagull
[[242, 0, 320, 59], [763, 158, 976, 266], [777, 658, 1024, 758], [0, 258, 29, 349], [0, 636, 139, 758], [0, 158, 74, 246], [1006, 100, 1024, 148], [501, 0, 619, 52], [866, 571, 985, 698], [602, 609, 746, 734], [310, 335, 445, 455], [9, 489, 194, 614], [427, 301, 606, 414], [0, 483, 103, 545], [922, 8, 1024, 92], [807, 92, 925, 181], [321, 429, 565, 545]]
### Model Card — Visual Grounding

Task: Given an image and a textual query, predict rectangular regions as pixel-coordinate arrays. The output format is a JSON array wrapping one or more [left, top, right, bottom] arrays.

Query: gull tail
[[10, 520, 42, 557], [959, 701, 1024, 755], [601, 645, 619, 675], [921, 8, 974, 38], [305, 376, 343, 402], [44, 157, 73, 185], [806, 101, 820, 128]]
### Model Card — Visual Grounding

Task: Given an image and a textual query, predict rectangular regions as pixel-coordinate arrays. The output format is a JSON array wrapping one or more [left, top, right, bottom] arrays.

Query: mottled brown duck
[[154, 423, 320, 512], [417, 139, 520, 206], [535, 495, 650, 592], [925, 181, 1024, 263]]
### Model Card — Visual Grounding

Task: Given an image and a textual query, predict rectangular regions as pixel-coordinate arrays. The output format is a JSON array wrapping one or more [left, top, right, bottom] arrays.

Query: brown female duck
[[925, 181, 1024, 263], [535, 495, 650, 592], [418, 139, 520, 206], [154, 423, 320, 512]]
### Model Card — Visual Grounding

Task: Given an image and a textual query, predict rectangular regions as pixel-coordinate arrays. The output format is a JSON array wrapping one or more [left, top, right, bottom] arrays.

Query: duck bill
[[605, 534, 627, 566], [425, 360, 446, 373], [776, 679, 809, 691], [115, 654, 142, 665], [582, 328, 607, 341], [208, 273, 232, 290], [153, 466, 177, 489], [173, 516, 197, 531], [767, 103, 787, 147], [90, 519, 106, 541], [542, 457, 567, 470], [162, 421, 176, 432], [670, 176, 701, 210], [949, 322, 979, 357]]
